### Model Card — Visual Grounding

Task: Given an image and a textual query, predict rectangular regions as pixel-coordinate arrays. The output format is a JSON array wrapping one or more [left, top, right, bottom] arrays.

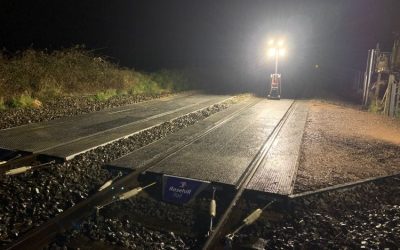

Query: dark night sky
[[1, 0, 400, 94]]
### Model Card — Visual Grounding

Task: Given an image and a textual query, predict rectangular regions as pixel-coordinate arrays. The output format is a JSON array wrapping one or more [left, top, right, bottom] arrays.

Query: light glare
[[279, 48, 286, 57], [268, 47, 276, 57], [268, 39, 275, 46]]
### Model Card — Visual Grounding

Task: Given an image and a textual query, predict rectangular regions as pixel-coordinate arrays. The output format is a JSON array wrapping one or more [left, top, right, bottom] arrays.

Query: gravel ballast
[[236, 176, 400, 249], [59, 176, 400, 250], [62, 217, 197, 250], [49, 183, 235, 250], [49, 195, 207, 250], [0, 98, 235, 247]]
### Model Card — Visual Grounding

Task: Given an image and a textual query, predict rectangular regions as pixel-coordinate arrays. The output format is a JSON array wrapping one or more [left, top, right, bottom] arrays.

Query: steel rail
[[290, 172, 400, 199]]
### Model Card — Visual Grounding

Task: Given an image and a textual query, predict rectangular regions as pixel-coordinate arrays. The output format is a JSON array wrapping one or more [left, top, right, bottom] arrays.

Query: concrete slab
[[246, 101, 309, 195], [0, 93, 232, 160], [117, 99, 294, 187]]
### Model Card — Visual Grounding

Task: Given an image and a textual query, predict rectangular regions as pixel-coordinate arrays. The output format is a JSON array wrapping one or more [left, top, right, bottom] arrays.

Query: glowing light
[[268, 39, 275, 46], [279, 48, 286, 57], [265, 36, 288, 59], [268, 47, 276, 57]]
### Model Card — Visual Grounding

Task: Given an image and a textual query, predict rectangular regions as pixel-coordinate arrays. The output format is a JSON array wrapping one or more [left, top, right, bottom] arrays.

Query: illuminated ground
[[295, 100, 400, 192]]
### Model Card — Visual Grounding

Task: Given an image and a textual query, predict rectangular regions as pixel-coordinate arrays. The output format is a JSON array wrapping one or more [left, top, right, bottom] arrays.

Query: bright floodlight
[[279, 48, 286, 57], [277, 39, 284, 47], [268, 39, 275, 46], [268, 47, 276, 57]]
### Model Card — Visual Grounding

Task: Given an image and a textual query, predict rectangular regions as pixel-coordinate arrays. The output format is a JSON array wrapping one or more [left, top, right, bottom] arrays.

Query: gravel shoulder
[[295, 100, 400, 193]]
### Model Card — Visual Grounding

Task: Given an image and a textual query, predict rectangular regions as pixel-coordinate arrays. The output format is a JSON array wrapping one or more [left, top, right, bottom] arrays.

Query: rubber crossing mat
[[0, 93, 232, 160]]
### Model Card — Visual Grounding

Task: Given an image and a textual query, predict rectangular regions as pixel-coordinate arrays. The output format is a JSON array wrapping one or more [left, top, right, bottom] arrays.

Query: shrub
[[0, 47, 191, 109], [93, 89, 118, 101], [8, 93, 36, 108], [150, 70, 190, 92]]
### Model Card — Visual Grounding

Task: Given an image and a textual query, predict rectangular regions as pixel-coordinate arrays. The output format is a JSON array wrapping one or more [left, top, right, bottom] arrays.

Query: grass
[[0, 97, 5, 110], [0, 46, 191, 109], [9, 93, 36, 108], [368, 99, 382, 113], [93, 89, 118, 101]]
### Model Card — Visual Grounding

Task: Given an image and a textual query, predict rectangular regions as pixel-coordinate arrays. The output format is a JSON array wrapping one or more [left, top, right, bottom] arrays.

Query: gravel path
[[0, 98, 236, 247], [295, 100, 400, 192], [0, 93, 172, 130]]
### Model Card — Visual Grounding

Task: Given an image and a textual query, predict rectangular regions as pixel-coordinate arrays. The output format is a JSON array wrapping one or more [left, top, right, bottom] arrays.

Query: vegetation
[[92, 89, 118, 101], [0, 46, 190, 109], [0, 97, 5, 110], [368, 99, 381, 113], [8, 93, 36, 108]]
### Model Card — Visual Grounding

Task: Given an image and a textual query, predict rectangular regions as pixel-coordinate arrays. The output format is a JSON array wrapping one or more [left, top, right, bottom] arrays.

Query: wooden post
[[364, 49, 376, 106], [388, 74, 396, 117], [384, 75, 393, 116]]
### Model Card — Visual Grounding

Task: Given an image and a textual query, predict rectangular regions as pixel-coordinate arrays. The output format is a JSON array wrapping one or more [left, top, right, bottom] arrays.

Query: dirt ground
[[294, 100, 400, 193]]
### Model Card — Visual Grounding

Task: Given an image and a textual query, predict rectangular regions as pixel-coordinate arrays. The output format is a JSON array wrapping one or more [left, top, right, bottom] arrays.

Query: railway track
[[5, 97, 262, 250], [4, 99, 304, 249], [0, 96, 237, 248], [4, 97, 398, 249]]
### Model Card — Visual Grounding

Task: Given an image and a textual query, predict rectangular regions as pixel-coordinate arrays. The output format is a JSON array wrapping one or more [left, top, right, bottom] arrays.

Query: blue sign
[[162, 175, 209, 204]]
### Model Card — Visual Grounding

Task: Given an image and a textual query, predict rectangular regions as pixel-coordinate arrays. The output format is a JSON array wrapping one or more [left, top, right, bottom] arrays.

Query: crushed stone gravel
[[48, 196, 208, 250], [295, 100, 400, 192], [57, 217, 197, 250], [236, 176, 400, 249]]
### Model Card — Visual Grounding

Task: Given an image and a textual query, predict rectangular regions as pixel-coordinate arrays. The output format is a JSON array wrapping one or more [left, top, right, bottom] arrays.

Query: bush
[[0, 47, 191, 109], [8, 93, 36, 108], [128, 73, 162, 95], [150, 70, 189, 92], [93, 89, 118, 101]]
